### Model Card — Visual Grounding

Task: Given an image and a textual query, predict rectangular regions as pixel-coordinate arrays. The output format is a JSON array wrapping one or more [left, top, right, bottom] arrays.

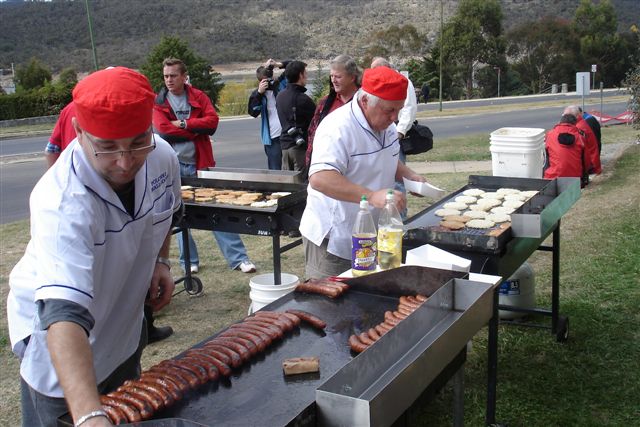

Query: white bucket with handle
[[248, 273, 299, 314], [490, 127, 546, 178]]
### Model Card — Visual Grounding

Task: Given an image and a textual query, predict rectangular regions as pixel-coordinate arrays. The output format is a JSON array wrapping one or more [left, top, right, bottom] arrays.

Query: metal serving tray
[[198, 167, 304, 184], [315, 277, 495, 427]]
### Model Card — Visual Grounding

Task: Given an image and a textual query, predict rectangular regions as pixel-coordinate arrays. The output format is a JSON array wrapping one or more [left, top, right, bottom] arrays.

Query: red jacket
[[544, 122, 588, 186], [153, 85, 218, 170], [576, 116, 601, 174]]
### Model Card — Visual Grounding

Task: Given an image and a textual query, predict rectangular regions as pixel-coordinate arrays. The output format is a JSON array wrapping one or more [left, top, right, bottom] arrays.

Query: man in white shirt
[[7, 67, 181, 427], [300, 66, 426, 278]]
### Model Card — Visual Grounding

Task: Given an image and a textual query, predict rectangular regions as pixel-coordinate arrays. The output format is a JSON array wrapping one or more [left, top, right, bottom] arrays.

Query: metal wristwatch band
[[156, 257, 172, 270], [74, 409, 108, 427]]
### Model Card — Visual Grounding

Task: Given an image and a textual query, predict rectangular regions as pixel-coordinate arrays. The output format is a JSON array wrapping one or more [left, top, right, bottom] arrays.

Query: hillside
[[0, 0, 638, 73]]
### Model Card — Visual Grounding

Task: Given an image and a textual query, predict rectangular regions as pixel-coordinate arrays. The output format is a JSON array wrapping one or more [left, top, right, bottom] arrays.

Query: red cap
[[73, 67, 155, 140], [361, 66, 408, 101]]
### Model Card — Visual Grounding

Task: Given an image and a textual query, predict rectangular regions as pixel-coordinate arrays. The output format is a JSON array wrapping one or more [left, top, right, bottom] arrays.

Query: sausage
[[246, 314, 291, 333], [161, 359, 209, 385], [219, 329, 268, 351], [348, 334, 368, 353], [230, 322, 281, 341], [184, 353, 221, 381], [124, 379, 174, 407], [399, 296, 420, 309], [384, 311, 401, 325], [196, 344, 243, 368], [212, 336, 258, 357], [359, 332, 375, 346], [281, 312, 302, 327], [100, 396, 142, 423], [374, 324, 390, 335], [108, 391, 153, 420], [367, 328, 381, 341], [195, 352, 232, 377], [295, 282, 341, 298], [397, 305, 414, 316], [102, 403, 129, 425], [139, 372, 183, 401], [148, 364, 198, 390], [285, 309, 327, 330], [415, 294, 428, 302], [242, 317, 287, 338], [407, 296, 424, 306], [205, 339, 251, 362], [382, 320, 397, 330], [117, 384, 164, 411], [392, 311, 407, 320], [254, 311, 295, 331]]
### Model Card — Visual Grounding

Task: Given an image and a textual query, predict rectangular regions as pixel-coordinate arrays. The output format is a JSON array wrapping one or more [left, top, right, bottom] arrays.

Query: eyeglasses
[[86, 133, 156, 160]]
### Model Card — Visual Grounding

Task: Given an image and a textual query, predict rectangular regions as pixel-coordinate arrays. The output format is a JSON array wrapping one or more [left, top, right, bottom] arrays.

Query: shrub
[[218, 80, 254, 116]]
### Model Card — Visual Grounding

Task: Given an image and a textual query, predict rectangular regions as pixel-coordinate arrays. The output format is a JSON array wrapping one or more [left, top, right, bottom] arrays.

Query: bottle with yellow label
[[351, 195, 377, 277], [377, 190, 403, 270]]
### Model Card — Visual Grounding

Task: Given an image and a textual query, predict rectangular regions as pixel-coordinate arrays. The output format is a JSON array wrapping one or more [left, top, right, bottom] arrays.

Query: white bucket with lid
[[248, 273, 299, 314], [498, 262, 536, 319], [490, 127, 546, 178]]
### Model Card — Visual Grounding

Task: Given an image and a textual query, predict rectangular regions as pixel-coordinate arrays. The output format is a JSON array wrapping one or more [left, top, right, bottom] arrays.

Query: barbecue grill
[[60, 266, 497, 427], [403, 175, 581, 424], [175, 168, 307, 287]]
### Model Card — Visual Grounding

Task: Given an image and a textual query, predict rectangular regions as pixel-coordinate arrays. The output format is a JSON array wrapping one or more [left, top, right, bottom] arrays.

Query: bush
[[623, 62, 640, 132], [15, 58, 52, 91], [218, 80, 254, 116], [0, 85, 71, 120]]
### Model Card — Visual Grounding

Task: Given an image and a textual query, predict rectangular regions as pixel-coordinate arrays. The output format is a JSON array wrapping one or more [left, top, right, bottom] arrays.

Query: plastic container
[[351, 195, 377, 277], [377, 190, 403, 270], [498, 262, 536, 319], [248, 273, 299, 314], [489, 127, 546, 178]]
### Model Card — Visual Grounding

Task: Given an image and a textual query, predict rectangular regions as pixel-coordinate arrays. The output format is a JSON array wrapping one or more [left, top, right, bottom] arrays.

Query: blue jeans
[[395, 149, 408, 220], [264, 137, 282, 170], [178, 162, 250, 270]]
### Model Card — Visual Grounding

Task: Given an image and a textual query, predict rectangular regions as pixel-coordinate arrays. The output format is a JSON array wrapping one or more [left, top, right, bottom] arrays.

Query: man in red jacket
[[564, 105, 601, 174], [544, 114, 589, 187], [153, 58, 256, 275]]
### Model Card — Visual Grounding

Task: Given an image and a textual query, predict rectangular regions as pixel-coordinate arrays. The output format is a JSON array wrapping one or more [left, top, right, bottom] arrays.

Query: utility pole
[[85, 0, 99, 71], [494, 67, 501, 97], [439, 0, 443, 112]]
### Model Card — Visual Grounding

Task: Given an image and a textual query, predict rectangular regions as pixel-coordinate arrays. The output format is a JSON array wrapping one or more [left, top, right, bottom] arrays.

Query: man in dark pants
[[276, 60, 316, 179]]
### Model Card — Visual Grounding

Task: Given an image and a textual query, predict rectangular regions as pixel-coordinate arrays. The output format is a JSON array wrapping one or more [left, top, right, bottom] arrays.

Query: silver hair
[[371, 57, 393, 69], [357, 88, 381, 107], [563, 105, 581, 117], [330, 54, 360, 78]]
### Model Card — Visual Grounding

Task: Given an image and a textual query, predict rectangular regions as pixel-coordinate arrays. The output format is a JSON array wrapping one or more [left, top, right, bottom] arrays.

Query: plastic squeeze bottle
[[377, 190, 403, 270], [351, 195, 377, 277]]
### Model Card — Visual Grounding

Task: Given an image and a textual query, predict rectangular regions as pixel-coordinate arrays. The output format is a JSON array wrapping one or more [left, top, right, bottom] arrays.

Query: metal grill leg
[[551, 221, 561, 333], [453, 362, 465, 427]]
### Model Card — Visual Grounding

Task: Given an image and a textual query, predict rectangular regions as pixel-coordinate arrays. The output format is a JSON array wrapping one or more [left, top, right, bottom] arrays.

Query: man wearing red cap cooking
[[299, 66, 426, 278], [7, 67, 182, 426]]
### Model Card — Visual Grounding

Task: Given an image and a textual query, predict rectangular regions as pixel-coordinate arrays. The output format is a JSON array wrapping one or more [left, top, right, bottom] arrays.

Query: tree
[[507, 17, 580, 94], [56, 67, 78, 90], [361, 24, 425, 68], [440, 0, 506, 99], [572, 0, 635, 87], [310, 61, 329, 103], [139, 36, 224, 108], [15, 57, 52, 91], [622, 57, 640, 133]]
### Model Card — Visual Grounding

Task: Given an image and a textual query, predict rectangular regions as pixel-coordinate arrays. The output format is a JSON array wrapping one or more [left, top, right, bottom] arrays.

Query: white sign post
[[591, 64, 597, 90], [576, 72, 590, 111]]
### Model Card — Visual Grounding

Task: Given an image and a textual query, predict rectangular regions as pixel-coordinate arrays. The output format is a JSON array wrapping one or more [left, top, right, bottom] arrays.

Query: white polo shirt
[[300, 100, 399, 260], [7, 136, 181, 397]]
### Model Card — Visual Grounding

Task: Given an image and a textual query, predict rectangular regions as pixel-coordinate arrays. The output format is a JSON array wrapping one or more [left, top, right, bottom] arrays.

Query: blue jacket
[[247, 77, 287, 146]]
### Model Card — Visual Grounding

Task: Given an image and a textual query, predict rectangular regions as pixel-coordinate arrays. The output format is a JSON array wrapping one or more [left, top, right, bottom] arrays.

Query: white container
[[490, 127, 546, 178], [498, 262, 536, 319], [248, 273, 299, 314]]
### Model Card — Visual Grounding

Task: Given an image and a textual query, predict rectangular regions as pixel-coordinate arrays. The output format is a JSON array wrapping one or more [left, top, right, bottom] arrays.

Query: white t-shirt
[[265, 90, 282, 139], [300, 99, 400, 260], [7, 136, 181, 397]]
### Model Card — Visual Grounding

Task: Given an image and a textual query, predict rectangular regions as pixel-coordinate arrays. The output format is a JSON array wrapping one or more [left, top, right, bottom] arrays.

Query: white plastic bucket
[[490, 127, 546, 178], [248, 273, 299, 314], [498, 262, 536, 319]]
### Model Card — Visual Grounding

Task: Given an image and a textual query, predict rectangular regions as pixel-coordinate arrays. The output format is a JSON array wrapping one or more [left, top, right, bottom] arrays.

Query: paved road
[[0, 96, 630, 224]]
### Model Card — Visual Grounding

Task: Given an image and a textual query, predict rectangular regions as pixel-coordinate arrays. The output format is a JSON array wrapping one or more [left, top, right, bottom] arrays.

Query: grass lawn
[[0, 127, 638, 425]]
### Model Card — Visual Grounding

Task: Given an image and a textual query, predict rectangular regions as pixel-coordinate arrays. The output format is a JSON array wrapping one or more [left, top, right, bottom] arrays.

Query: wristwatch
[[179, 119, 186, 129], [156, 257, 172, 270]]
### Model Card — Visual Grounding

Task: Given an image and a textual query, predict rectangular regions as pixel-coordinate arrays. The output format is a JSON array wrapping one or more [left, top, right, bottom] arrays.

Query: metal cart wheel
[[556, 316, 569, 342], [185, 276, 204, 297]]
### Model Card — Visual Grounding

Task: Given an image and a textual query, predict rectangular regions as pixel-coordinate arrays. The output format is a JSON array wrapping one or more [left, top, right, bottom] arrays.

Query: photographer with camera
[[276, 61, 316, 179], [248, 59, 288, 170]]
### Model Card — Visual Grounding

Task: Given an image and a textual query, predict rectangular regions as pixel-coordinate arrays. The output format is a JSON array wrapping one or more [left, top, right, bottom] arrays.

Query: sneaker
[[190, 265, 199, 274], [236, 260, 256, 273]]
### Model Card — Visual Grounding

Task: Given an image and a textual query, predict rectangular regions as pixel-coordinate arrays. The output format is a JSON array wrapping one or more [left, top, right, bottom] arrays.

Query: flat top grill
[[150, 267, 474, 427]]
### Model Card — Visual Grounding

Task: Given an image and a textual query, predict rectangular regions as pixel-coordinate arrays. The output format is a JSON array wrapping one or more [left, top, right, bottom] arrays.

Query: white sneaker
[[237, 260, 256, 273], [190, 265, 199, 274]]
